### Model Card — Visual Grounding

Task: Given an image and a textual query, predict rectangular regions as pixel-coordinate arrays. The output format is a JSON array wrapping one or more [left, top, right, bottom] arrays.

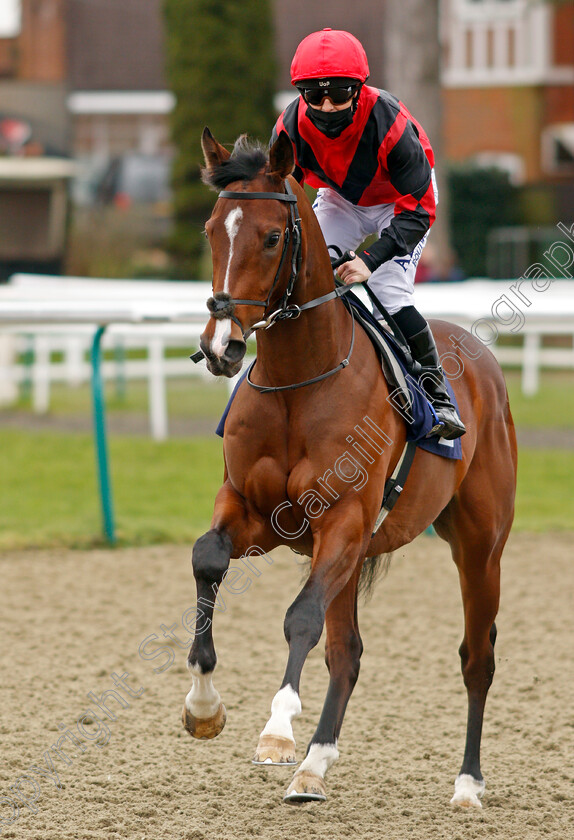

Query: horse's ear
[[268, 131, 295, 179], [201, 126, 231, 172]]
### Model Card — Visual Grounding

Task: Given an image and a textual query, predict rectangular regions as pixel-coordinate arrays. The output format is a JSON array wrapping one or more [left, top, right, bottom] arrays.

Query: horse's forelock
[[202, 137, 269, 191]]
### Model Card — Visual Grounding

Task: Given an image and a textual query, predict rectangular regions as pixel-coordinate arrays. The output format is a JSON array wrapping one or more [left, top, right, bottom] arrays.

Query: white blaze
[[223, 207, 243, 293], [209, 207, 243, 358]]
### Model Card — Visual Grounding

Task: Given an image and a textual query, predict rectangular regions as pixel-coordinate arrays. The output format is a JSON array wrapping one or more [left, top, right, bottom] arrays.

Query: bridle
[[206, 180, 303, 340], [200, 178, 356, 393]]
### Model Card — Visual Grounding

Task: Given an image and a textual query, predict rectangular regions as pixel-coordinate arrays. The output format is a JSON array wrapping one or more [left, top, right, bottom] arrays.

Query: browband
[[219, 190, 298, 203]]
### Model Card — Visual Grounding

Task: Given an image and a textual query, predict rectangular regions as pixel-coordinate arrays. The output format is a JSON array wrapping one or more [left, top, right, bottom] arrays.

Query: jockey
[[271, 28, 465, 441]]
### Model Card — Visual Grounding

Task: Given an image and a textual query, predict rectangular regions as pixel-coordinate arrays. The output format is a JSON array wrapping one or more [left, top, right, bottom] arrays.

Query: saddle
[[342, 292, 411, 412], [341, 289, 462, 461]]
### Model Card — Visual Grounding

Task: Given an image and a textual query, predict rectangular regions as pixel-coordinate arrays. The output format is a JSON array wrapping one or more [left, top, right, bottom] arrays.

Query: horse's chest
[[223, 423, 289, 510], [223, 418, 318, 517]]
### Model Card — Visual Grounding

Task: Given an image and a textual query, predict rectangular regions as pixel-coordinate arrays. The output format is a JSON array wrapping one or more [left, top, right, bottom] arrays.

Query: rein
[[198, 179, 358, 393], [246, 314, 355, 393]]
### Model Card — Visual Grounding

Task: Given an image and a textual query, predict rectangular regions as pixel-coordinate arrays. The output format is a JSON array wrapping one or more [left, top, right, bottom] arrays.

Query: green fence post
[[91, 326, 116, 544]]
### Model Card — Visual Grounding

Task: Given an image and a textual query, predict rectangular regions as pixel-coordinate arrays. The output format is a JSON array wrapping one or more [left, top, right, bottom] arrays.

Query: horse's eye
[[265, 232, 281, 249]]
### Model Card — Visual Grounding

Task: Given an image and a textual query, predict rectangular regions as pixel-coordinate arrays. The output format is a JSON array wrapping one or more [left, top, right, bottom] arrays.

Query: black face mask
[[305, 104, 355, 139]]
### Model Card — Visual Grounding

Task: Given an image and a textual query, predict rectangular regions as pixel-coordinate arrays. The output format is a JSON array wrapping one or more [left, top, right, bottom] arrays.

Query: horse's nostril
[[199, 337, 211, 359], [224, 340, 246, 365]]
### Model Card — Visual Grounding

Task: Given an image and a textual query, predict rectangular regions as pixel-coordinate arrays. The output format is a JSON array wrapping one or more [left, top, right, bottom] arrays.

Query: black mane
[[202, 136, 268, 190]]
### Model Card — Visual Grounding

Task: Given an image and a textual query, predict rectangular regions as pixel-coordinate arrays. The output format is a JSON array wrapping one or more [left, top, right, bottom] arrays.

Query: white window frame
[[443, 0, 552, 86], [457, 0, 524, 23], [473, 151, 526, 185]]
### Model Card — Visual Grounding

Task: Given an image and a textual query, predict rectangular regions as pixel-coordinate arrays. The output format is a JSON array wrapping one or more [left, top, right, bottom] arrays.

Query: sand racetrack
[[1, 532, 572, 840]]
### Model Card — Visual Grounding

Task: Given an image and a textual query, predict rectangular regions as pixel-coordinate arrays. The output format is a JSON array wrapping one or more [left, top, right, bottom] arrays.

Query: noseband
[[207, 181, 303, 340]]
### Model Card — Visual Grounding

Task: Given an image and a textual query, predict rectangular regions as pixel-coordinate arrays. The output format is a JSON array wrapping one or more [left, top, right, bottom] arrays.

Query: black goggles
[[298, 84, 359, 106]]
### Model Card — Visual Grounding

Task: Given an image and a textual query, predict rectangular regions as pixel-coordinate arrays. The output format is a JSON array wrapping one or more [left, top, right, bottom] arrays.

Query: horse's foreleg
[[184, 479, 275, 740], [252, 579, 326, 767], [283, 565, 363, 803], [182, 528, 232, 739], [253, 512, 366, 800]]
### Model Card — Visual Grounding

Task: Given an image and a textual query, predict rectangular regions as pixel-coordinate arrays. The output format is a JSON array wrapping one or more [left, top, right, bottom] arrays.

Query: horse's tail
[[358, 553, 393, 602]]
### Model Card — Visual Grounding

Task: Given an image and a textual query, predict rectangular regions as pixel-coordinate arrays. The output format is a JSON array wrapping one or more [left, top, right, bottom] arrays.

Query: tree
[[163, 0, 277, 278]]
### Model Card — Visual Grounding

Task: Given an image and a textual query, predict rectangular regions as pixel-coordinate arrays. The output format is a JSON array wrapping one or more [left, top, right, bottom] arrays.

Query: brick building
[[0, 0, 171, 169], [1, 0, 572, 204], [441, 0, 574, 189]]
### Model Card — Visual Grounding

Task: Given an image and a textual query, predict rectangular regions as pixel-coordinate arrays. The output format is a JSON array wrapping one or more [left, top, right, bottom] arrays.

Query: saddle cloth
[[343, 290, 462, 461], [215, 290, 462, 462]]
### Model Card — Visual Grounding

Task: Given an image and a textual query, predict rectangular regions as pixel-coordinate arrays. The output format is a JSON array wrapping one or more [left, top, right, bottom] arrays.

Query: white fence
[[414, 278, 574, 396], [0, 274, 573, 439], [0, 324, 225, 439], [0, 275, 239, 439]]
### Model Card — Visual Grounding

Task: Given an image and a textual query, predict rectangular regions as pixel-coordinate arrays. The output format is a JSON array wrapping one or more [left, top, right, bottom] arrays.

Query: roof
[[67, 91, 174, 115], [0, 157, 78, 183]]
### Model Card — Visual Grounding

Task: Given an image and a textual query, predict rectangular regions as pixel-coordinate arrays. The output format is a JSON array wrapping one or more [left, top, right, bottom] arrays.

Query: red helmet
[[290, 28, 370, 85]]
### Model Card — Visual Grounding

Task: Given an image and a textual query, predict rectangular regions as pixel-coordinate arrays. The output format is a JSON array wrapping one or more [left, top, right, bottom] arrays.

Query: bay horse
[[183, 127, 517, 807]]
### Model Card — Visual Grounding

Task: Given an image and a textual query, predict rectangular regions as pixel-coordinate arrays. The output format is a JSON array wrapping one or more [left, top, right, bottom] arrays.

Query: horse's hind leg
[[451, 538, 501, 809], [435, 458, 515, 808], [283, 565, 363, 803]]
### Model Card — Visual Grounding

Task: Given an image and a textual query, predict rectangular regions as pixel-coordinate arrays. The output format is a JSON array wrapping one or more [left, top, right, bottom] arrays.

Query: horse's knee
[[192, 529, 233, 584], [284, 590, 325, 651]]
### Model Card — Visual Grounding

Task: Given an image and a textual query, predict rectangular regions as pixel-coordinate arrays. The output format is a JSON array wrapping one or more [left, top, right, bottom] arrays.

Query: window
[[0, 0, 21, 37], [542, 125, 574, 175], [444, 0, 549, 84], [473, 152, 525, 186]]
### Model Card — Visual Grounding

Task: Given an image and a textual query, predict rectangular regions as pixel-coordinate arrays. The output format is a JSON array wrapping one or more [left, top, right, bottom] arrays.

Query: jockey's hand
[[336, 254, 372, 285]]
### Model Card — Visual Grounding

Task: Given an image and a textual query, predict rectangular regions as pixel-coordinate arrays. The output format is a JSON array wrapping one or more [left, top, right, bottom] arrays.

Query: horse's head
[[198, 127, 298, 377]]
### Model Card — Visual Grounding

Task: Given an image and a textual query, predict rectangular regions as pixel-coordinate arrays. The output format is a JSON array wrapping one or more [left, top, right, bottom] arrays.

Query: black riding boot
[[407, 325, 466, 440]]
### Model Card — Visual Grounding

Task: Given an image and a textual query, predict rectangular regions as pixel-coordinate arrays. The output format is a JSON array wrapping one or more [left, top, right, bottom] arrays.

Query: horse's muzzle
[[200, 336, 246, 378]]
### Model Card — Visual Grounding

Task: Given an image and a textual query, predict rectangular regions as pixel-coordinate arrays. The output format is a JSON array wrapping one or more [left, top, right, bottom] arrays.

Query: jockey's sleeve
[[361, 120, 436, 272]]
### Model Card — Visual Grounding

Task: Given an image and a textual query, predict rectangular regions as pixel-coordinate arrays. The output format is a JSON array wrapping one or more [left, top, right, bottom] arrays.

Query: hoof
[[283, 770, 326, 804], [252, 734, 297, 766], [182, 702, 227, 740], [450, 774, 485, 809]]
